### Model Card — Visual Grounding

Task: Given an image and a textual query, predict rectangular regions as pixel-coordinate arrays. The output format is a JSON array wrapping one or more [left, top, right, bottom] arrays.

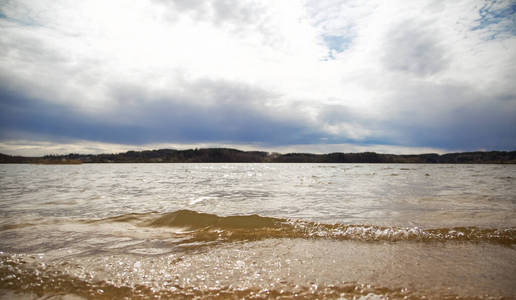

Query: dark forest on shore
[[1, 148, 515, 164]]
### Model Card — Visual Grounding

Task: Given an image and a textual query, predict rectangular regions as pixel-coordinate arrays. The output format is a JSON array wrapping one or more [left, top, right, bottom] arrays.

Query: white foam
[[189, 196, 215, 206]]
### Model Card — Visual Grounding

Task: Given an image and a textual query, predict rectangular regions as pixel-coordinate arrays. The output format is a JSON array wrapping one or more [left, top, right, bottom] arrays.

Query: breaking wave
[[88, 210, 516, 245]]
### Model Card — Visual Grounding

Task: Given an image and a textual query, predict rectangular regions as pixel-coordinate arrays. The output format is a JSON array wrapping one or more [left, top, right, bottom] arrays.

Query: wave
[[88, 210, 516, 245]]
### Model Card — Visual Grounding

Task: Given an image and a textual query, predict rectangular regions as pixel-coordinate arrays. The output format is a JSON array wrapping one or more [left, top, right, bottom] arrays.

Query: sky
[[0, 0, 515, 156]]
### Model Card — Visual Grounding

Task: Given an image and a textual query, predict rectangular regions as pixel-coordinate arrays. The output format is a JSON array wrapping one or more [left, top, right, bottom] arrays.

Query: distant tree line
[[1, 148, 515, 164]]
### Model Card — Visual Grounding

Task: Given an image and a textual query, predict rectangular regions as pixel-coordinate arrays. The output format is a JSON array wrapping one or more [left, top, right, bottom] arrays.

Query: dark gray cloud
[[0, 80, 323, 146], [390, 101, 516, 150], [379, 81, 516, 150], [2, 75, 515, 152]]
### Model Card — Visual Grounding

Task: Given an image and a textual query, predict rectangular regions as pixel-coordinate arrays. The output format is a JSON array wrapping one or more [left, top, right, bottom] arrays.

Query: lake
[[1, 163, 515, 299]]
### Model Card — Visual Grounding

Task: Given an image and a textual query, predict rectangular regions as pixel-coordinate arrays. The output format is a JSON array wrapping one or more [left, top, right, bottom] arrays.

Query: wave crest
[[148, 210, 284, 229], [88, 210, 516, 245]]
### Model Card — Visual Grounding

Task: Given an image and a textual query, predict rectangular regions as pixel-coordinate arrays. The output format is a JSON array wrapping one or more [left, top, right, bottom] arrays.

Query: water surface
[[1, 163, 515, 299]]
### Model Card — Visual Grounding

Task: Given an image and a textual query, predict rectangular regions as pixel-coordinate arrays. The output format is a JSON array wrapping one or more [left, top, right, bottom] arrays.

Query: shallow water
[[0, 163, 515, 299]]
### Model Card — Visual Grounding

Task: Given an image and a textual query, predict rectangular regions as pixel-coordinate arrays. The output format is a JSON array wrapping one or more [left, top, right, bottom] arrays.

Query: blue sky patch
[[472, 0, 516, 38], [322, 34, 351, 59]]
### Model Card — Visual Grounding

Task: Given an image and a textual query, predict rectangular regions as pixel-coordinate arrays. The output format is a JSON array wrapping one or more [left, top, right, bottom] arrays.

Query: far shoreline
[[1, 148, 515, 164]]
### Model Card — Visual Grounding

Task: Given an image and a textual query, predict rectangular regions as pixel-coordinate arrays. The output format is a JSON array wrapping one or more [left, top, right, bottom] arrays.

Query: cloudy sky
[[0, 0, 515, 156]]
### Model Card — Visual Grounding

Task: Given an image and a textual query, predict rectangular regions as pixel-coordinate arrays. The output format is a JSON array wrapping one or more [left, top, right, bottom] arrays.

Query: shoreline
[[1, 148, 515, 164]]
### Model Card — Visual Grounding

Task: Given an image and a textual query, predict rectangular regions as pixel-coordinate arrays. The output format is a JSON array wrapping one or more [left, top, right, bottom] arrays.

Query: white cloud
[[0, 0, 515, 153]]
